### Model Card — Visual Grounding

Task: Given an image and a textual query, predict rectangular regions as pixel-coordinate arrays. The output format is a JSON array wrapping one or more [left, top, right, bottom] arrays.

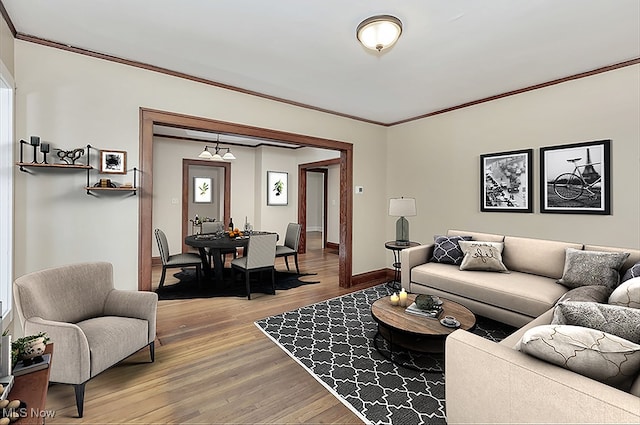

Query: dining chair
[[201, 221, 237, 264], [230, 233, 277, 300], [155, 228, 202, 288], [276, 223, 302, 274]]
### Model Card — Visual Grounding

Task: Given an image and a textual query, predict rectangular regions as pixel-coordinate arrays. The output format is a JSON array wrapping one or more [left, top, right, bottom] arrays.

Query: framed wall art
[[540, 139, 610, 215], [99, 149, 127, 174], [267, 171, 288, 206], [193, 177, 212, 203], [480, 149, 533, 212]]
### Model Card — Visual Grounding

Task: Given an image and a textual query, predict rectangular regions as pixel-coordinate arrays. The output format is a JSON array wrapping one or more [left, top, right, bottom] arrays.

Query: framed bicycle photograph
[[480, 149, 533, 212], [540, 139, 611, 215]]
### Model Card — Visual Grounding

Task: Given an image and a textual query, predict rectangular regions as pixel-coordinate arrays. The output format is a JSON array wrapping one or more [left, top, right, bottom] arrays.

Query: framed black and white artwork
[[480, 149, 533, 212]]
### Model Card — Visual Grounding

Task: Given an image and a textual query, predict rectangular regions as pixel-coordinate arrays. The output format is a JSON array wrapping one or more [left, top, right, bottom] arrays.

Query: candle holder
[[40, 143, 50, 164], [30, 136, 40, 164]]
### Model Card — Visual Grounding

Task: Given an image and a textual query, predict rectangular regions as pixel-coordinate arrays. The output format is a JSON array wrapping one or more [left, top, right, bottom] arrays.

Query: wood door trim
[[181, 159, 231, 253], [139, 108, 353, 290]]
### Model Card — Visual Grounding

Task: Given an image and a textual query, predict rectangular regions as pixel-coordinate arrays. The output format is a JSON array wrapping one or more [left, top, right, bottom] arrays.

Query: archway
[[139, 108, 353, 290]]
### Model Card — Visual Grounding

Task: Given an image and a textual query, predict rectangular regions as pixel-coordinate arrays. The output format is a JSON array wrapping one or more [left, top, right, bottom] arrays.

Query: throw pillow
[[557, 248, 630, 289], [556, 285, 612, 305], [621, 261, 640, 283], [609, 277, 640, 309], [552, 301, 640, 343], [458, 241, 508, 272], [516, 324, 640, 391], [430, 235, 472, 265]]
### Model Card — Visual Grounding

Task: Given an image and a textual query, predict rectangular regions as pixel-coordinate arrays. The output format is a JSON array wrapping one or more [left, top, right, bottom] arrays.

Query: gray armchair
[[13, 262, 157, 418]]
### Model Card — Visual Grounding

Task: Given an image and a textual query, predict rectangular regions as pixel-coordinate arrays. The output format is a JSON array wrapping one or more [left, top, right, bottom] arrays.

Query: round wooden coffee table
[[371, 294, 476, 370]]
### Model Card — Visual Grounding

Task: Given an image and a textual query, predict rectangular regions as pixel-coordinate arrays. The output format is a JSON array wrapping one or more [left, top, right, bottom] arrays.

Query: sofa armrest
[[104, 290, 158, 343], [445, 330, 640, 424], [24, 317, 90, 384], [400, 244, 433, 289]]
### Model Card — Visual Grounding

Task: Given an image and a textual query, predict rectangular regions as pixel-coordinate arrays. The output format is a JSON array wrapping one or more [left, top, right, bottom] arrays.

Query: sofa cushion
[[431, 235, 472, 265], [556, 285, 612, 304], [552, 301, 640, 343], [447, 229, 504, 243], [557, 248, 629, 289], [609, 277, 640, 309], [411, 262, 566, 318], [77, 316, 149, 377], [622, 261, 640, 283], [517, 324, 640, 391], [459, 241, 508, 272], [502, 237, 582, 280], [584, 245, 640, 275]]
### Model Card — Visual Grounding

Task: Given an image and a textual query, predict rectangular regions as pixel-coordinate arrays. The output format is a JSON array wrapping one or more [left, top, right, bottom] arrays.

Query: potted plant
[[11, 332, 50, 366]]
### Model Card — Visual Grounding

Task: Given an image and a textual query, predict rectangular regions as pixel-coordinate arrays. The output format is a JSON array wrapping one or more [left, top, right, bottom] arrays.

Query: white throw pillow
[[517, 324, 640, 390], [609, 277, 640, 309], [458, 241, 508, 272]]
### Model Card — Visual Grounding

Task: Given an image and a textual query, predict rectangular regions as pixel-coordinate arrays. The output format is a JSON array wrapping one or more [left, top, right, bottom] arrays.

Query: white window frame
[[0, 59, 14, 331]]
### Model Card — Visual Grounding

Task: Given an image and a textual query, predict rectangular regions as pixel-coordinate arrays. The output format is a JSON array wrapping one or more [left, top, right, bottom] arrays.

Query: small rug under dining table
[[255, 284, 515, 425]]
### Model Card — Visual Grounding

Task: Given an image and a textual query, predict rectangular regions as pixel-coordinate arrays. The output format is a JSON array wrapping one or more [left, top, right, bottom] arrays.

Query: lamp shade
[[198, 147, 213, 159], [389, 197, 416, 217], [356, 15, 403, 52]]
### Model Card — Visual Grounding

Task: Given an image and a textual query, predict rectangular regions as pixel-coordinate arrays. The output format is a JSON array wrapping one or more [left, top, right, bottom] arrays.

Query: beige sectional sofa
[[400, 230, 640, 423]]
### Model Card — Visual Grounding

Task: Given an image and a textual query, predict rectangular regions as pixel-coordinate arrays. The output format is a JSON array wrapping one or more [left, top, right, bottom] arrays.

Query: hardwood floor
[[45, 233, 373, 423]]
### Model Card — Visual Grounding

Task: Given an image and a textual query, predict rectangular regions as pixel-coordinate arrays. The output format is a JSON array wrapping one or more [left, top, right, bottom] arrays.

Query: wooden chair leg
[[74, 382, 86, 418], [245, 270, 251, 300], [158, 267, 167, 288], [271, 268, 276, 295]]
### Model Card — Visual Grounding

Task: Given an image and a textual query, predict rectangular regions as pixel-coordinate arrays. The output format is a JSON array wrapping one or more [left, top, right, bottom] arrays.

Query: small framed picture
[[267, 171, 288, 206], [480, 149, 533, 212], [540, 139, 611, 215], [193, 177, 213, 203], [99, 150, 127, 174]]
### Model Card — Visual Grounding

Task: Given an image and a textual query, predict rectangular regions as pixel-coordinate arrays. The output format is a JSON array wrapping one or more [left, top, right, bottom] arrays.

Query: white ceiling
[[3, 0, 640, 125]]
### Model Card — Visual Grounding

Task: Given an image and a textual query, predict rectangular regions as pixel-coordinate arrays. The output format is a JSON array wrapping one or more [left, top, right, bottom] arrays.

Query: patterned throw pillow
[[517, 324, 640, 390], [621, 261, 640, 283], [430, 235, 472, 265], [609, 277, 640, 309], [458, 241, 508, 272], [552, 301, 640, 343], [556, 285, 612, 305], [557, 248, 630, 289]]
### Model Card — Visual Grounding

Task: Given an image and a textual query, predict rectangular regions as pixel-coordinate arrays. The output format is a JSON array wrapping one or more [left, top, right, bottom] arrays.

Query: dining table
[[184, 232, 277, 284]]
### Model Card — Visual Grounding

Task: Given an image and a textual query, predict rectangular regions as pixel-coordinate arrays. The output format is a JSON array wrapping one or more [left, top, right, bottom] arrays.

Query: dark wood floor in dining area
[[44, 232, 371, 424]]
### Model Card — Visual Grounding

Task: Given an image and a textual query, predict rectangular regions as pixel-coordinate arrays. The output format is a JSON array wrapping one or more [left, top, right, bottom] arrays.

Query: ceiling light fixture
[[198, 135, 235, 161], [356, 15, 403, 52]]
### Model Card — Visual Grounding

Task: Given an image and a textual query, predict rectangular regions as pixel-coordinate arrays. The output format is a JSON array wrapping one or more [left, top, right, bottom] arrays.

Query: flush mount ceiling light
[[356, 15, 403, 52]]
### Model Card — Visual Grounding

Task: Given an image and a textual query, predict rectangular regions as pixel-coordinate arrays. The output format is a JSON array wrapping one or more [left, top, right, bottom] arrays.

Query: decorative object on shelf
[[267, 171, 288, 206], [29, 136, 40, 163], [193, 177, 212, 203], [388, 197, 416, 246], [356, 15, 403, 52], [99, 149, 127, 174], [10, 332, 49, 366], [197, 135, 236, 161], [480, 149, 533, 213], [56, 147, 85, 165], [540, 139, 611, 215], [93, 179, 116, 188], [40, 142, 50, 164]]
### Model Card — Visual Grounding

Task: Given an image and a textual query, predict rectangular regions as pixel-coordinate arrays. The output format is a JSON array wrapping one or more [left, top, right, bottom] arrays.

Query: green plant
[[273, 179, 284, 195], [11, 332, 50, 366]]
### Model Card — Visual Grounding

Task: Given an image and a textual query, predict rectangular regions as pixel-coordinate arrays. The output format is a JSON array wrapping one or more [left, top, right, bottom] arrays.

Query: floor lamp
[[389, 197, 416, 246]]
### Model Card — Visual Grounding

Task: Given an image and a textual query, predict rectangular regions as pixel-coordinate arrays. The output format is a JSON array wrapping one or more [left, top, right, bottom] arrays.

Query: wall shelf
[[17, 162, 91, 171]]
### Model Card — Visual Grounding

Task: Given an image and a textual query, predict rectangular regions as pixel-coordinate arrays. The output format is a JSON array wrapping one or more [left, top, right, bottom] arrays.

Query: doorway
[[306, 169, 327, 251], [139, 108, 353, 290]]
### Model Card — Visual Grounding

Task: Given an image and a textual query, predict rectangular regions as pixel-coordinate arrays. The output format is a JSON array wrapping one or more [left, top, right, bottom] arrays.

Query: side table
[[9, 343, 53, 425], [385, 241, 420, 291]]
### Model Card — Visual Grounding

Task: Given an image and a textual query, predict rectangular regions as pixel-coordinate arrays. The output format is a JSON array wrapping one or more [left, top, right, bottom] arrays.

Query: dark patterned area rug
[[255, 284, 515, 425], [155, 268, 320, 300]]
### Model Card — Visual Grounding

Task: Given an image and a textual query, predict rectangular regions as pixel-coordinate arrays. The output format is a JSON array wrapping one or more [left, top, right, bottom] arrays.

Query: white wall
[[13, 41, 388, 288], [387, 65, 640, 249], [306, 172, 323, 232]]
